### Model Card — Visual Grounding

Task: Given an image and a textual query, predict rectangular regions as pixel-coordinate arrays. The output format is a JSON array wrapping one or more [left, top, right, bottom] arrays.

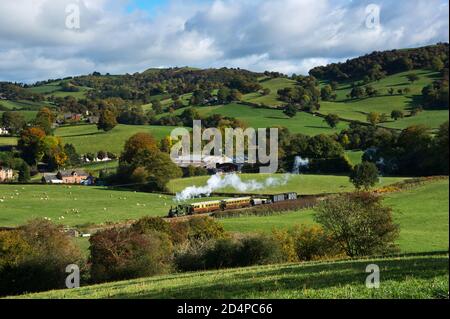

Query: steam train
[[168, 192, 298, 217]]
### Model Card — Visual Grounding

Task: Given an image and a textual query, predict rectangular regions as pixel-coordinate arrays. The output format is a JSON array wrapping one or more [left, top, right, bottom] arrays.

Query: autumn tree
[[18, 127, 46, 166], [314, 192, 399, 257], [119, 133, 182, 191], [367, 112, 381, 125], [42, 136, 68, 170], [34, 107, 54, 135], [97, 109, 117, 132]]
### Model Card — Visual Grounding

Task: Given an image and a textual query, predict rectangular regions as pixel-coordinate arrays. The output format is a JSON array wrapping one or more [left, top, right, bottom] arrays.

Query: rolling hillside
[[13, 253, 449, 299]]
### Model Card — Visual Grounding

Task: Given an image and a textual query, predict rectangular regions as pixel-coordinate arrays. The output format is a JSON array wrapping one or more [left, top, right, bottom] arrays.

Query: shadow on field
[[107, 255, 449, 299]]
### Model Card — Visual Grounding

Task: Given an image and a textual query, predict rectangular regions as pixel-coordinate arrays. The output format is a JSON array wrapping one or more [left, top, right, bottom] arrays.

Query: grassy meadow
[[15, 253, 449, 299], [167, 173, 407, 195], [318, 70, 448, 130], [0, 184, 224, 228], [54, 124, 179, 154], [220, 179, 449, 253]]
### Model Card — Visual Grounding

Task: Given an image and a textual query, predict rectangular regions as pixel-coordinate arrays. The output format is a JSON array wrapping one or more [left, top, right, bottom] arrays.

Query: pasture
[[220, 179, 449, 253], [167, 173, 407, 195], [242, 77, 297, 107], [0, 184, 222, 228], [15, 253, 449, 299], [318, 70, 448, 130], [54, 124, 178, 154]]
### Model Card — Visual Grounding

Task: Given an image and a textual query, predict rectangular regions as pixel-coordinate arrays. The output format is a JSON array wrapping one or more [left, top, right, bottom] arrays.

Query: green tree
[[314, 192, 400, 257], [324, 113, 340, 128], [283, 104, 297, 118], [1, 111, 25, 135], [349, 161, 379, 190], [97, 109, 117, 132], [406, 73, 419, 83], [431, 57, 444, 71], [391, 110, 404, 121], [64, 144, 81, 166], [320, 85, 334, 101], [151, 99, 163, 114], [18, 162, 30, 182]]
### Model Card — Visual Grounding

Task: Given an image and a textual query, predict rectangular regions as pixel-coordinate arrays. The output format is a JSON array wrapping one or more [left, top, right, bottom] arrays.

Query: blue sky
[[126, 0, 168, 14], [0, 0, 448, 83]]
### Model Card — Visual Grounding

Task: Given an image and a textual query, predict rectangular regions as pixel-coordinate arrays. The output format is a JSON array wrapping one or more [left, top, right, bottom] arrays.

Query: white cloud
[[0, 0, 448, 83]]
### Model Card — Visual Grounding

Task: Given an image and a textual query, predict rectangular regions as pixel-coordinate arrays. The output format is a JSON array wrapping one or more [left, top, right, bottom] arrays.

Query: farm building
[[42, 170, 92, 185], [0, 167, 14, 182]]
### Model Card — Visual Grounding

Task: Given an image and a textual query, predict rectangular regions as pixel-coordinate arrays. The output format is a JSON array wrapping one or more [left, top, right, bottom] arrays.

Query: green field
[[220, 179, 449, 253], [345, 150, 364, 165], [319, 70, 448, 130], [168, 173, 407, 195], [156, 102, 348, 136], [0, 136, 17, 147], [0, 184, 225, 228], [55, 124, 179, 154], [242, 77, 297, 107], [14, 253, 449, 299], [27, 81, 91, 99]]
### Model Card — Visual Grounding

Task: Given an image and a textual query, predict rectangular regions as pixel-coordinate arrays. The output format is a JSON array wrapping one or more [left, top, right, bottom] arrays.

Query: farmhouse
[[0, 167, 14, 182], [42, 170, 91, 184], [58, 170, 89, 184]]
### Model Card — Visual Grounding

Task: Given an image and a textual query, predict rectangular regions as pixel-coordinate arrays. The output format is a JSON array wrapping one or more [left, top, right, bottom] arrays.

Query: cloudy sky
[[0, 0, 448, 83]]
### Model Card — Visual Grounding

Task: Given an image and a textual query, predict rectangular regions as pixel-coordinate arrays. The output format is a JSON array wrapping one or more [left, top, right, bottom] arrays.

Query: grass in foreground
[[14, 253, 449, 299]]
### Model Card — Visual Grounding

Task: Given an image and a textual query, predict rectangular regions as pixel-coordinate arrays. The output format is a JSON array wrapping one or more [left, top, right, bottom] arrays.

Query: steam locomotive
[[168, 192, 298, 217]]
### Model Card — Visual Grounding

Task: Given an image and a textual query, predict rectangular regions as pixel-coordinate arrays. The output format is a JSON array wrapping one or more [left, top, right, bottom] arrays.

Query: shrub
[[0, 219, 84, 296], [89, 228, 173, 283], [175, 233, 284, 271], [131, 217, 171, 236], [235, 234, 284, 266], [289, 225, 341, 261], [271, 229, 298, 262], [314, 192, 400, 257], [186, 217, 226, 242]]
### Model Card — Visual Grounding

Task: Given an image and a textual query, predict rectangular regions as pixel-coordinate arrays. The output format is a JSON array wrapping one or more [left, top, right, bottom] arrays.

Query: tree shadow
[[105, 255, 449, 299]]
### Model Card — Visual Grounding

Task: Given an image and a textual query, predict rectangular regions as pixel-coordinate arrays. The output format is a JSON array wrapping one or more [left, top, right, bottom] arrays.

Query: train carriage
[[168, 192, 299, 217]]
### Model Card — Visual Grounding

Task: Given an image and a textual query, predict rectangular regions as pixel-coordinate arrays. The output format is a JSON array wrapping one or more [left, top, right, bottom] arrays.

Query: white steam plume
[[292, 156, 309, 174], [175, 173, 290, 202]]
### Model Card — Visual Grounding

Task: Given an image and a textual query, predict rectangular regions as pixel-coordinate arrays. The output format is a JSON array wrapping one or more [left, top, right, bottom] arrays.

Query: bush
[[175, 233, 284, 271], [289, 225, 341, 261], [186, 217, 226, 242], [314, 192, 400, 257], [235, 234, 284, 267], [89, 227, 173, 283], [0, 219, 84, 296]]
